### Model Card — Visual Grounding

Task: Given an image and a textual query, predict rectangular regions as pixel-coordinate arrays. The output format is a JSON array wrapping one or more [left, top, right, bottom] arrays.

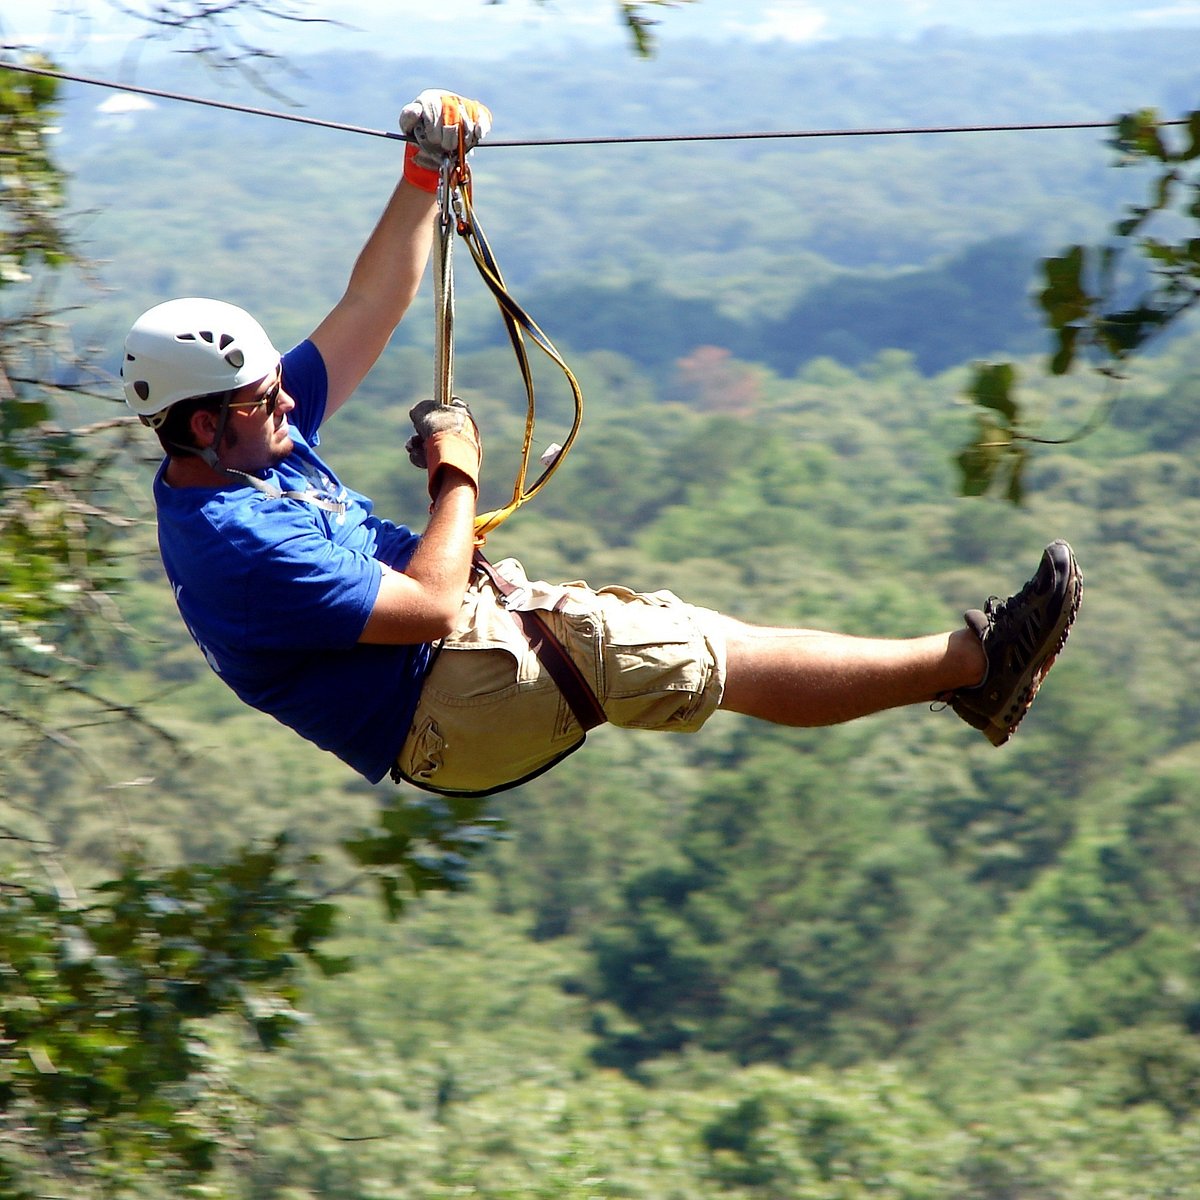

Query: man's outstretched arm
[[308, 178, 436, 415], [309, 91, 491, 415]]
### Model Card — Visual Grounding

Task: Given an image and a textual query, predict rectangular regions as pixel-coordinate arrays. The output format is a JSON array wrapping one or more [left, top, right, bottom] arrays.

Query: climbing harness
[[471, 550, 605, 737], [432, 130, 584, 540], [399, 131, 604, 800], [392, 547, 607, 799]]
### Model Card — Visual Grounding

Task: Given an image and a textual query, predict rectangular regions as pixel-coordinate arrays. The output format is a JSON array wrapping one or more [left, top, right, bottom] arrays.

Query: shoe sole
[[982, 545, 1083, 746]]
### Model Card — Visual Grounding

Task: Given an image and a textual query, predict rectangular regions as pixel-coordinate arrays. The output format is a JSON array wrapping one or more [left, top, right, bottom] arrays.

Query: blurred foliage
[[0, 56, 98, 661], [960, 107, 1200, 499], [0, 839, 345, 1196], [0, 44, 506, 1200], [0, 57, 150, 789], [614, 0, 699, 55], [71, 0, 698, 62]]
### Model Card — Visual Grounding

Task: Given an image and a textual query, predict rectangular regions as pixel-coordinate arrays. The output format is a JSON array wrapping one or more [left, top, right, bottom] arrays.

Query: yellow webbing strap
[[434, 152, 584, 541]]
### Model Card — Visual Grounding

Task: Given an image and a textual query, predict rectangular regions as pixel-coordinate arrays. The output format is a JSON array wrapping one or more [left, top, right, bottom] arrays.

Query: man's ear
[[188, 406, 220, 449]]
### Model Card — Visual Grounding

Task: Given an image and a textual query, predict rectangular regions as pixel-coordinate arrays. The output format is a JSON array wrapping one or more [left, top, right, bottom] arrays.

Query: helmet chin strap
[[197, 394, 235, 471], [163, 390, 236, 470], [170, 393, 347, 516]]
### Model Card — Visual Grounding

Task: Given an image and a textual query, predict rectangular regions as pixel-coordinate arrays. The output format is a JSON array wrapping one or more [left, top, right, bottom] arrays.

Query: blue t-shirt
[[153, 339, 432, 782]]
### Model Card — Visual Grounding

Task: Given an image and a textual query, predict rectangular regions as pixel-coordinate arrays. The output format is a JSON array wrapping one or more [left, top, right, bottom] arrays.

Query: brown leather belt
[[471, 551, 606, 734]]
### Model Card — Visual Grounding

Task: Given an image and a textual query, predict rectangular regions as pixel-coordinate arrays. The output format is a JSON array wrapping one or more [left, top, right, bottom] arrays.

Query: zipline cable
[[1, 57, 1185, 147], [3, 54, 1182, 534]]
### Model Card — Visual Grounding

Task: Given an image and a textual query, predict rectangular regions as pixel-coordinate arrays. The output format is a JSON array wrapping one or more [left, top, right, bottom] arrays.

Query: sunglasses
[[226, 376, 282, 416]]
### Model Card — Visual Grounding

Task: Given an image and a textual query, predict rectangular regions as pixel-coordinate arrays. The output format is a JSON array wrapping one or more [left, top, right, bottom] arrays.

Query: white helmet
[[121, 298, 279, 427]]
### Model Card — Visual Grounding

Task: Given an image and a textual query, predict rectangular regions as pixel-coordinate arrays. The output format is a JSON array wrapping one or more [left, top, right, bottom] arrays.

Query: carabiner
[[453, 126, 472, 234], [437, 156, 455, 231]]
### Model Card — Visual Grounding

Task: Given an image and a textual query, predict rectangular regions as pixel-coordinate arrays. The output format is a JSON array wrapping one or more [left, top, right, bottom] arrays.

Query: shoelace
[[984, 579, 1049, 663]]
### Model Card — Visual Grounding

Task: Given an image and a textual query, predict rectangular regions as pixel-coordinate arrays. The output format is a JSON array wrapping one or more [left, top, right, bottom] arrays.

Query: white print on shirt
[[174, 581, 222, 675], [294, 462, 349, 527], [312, 468, 348, 527]]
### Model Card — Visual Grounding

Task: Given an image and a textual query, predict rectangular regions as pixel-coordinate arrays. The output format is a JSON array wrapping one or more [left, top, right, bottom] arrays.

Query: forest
[[6, 17, 1200, 1199]]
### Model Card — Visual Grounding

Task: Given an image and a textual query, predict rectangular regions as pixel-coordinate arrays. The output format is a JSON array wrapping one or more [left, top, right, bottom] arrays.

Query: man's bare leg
[[715, 540, 1083, 744], [717, 619, 987, 727]]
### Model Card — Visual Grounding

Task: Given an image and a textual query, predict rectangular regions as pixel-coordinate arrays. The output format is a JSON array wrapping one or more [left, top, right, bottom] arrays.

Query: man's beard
[[221, 424, 293, 468]]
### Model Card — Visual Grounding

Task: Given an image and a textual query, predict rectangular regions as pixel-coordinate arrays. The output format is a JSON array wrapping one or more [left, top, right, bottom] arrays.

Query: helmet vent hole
[[134, 381, 151, 401], [199, 330, 215, 343], [177, 332, 197, 342], [224, 348, 245, 369], [219, 334, 234, 350]]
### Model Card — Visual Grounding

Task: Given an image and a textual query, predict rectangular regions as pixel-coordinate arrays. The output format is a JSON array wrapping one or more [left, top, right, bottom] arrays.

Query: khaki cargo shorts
[[394, 557, 727, 796]]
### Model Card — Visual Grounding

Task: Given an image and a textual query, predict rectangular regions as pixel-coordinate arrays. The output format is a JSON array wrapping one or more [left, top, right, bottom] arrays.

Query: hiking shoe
[[947, 539, 1082, 746]]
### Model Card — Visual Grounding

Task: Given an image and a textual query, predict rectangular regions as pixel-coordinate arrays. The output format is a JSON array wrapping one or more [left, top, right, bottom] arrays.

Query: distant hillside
[[59, 25, 1200, 375], [519, 235, 1044, 374]]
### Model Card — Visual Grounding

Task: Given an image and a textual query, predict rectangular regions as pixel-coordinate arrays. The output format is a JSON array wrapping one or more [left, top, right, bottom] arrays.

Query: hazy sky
[[11, 0, 1200, 62]]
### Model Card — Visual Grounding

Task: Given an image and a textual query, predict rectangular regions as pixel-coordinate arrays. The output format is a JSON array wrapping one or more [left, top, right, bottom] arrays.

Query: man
[[121, 90, 1082, 797]]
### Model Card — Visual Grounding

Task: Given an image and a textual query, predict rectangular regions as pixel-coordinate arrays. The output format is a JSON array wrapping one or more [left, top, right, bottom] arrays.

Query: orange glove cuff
[[403, 142, 441, 194], [425, 429, 481, 498]]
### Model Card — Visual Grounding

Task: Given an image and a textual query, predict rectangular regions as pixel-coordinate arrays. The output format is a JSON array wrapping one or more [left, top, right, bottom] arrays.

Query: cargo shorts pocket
[[553, 584, 721, 733], [395, 588, 584, 797]]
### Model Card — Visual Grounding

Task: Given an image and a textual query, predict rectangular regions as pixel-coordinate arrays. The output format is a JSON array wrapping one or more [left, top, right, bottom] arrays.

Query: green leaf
[[1099, 305, 1170, 357], [1115, 206, 1149, 239], [966, 362, 1018, 422], [1039, 245, 1092, 330], [309, 950, 354, 978], [378, 875, 405, 919], [1153, 168, 1180, 212], [1050, 324, 1080, 376], [1004, 443, 1028, 505], [956, 418, 1006, 498], [1177, 109, 1200, 163], [958, 364, 1027, 501], [291, 900, 338, 952], [1112, 108, 1167, 161]]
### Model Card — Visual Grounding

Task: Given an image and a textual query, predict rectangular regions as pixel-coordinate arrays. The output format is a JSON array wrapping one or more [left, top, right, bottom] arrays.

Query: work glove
[[399, 89, 492, 193], [406, 397, 482, 498]]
